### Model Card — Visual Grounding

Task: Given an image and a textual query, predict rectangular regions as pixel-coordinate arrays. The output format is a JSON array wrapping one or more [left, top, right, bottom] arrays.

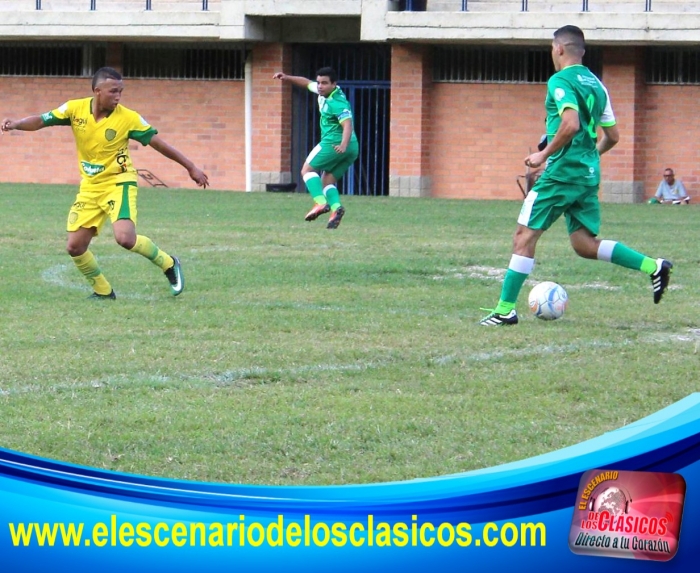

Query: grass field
[[0, 183, 698, 485]]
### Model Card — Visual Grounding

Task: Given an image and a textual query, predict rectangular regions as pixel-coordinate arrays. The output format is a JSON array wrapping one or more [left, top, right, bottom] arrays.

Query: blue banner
[[2, 394, 699, 571]]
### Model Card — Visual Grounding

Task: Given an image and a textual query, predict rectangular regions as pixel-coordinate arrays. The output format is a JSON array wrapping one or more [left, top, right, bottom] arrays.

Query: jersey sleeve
[[307, 82, 319, 95], [40, 101, 73, 126], [127, 112, 158, 145], [336, 106, 353, 124], [328, 99, 353, 124], [547, 76, 579, 116], [599, 84, 616, 127]]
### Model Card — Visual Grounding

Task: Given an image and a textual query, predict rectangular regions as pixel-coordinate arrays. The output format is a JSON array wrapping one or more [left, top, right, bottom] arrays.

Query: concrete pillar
[[250, 43, 293, 192], [389, 43, 432, 197], [600, 47, 646, 203]]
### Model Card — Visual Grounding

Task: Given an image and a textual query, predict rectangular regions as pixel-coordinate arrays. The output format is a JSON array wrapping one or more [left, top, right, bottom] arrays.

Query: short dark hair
[[92, 67, 122, 90], [315, 67, 337, 83], [553, 25, 586, 57]]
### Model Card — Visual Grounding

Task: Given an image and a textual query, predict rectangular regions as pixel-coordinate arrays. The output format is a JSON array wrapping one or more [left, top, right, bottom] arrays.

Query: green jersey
[[308, 83, 358, 146], [542, 64, 616, 186]]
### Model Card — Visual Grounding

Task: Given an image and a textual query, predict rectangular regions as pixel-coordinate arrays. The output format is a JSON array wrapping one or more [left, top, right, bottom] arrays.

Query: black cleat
[[479, 309, 519, 326], [164, 256, 185, 296], [650, 258, 673, 304], [88, 290, 116, 300], [326, 206, 346, 229]]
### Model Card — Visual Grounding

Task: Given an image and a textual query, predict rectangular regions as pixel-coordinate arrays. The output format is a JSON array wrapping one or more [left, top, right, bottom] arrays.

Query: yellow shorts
[[67, 181, 138, 235]]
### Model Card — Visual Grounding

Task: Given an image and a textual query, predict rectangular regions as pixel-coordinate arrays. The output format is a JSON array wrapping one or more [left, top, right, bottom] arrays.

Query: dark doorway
[[292, 44, 390, 196]]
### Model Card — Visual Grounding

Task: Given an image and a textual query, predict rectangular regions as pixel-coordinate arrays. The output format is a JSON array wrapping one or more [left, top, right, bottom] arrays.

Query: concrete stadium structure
[[1, 0, 698, 200]]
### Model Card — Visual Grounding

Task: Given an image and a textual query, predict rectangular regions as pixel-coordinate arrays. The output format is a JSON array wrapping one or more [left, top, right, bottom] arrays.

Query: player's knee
[[66, 243, 86, 257], [512, 227, 537, 254], [115, 235, 136, 250], [571, 239, 597, 259]]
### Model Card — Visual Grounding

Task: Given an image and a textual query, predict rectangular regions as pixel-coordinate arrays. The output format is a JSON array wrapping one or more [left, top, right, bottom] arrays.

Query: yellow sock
[[130, 235, 173, 271], [72, 250, 112, 295]]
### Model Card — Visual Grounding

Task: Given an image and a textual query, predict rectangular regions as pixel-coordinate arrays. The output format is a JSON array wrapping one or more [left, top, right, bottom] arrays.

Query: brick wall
[[429, 82, 545, 200], [642, 84, 700, 197], [3, 46, 699, 200], [424, 47, 700, 201], [0, 76, 245, 191]]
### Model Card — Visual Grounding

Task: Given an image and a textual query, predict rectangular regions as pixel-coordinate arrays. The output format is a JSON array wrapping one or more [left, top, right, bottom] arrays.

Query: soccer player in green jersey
[[480, 25, 672, 326], [273, 67, 359, 229], [1, 67, 208, 299]]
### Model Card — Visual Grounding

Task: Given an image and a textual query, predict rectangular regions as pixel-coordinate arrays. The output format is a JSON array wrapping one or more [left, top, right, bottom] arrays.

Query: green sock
[[639, 256, 657, 275], [601, 240, 656, 274], [324, 185, 342, 211], [492, 255, 534, 313], [611, 243, 648, 271], [494, 299, 517, 314], [303, 174, 326, 204], [494, 269, 529, 313]]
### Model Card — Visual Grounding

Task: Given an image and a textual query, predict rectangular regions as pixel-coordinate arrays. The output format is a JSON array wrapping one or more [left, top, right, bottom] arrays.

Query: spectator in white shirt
[[655, 168, 690, 204]]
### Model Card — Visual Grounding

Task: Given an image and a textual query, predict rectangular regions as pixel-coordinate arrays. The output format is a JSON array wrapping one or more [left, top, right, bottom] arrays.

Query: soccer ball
[[528, 281, 568, 321]]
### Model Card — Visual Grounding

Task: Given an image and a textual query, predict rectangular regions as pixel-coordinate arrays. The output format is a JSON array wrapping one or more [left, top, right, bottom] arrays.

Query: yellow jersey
[[42, 97, 158, 188]]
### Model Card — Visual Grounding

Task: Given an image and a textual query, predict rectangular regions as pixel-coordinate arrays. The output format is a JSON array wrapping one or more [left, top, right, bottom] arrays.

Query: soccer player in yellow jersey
[[1, 67, 209, 299]]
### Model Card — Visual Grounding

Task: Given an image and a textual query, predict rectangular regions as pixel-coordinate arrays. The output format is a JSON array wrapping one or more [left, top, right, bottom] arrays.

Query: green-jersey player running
[[274, 67, 359, 229], [480, 25, 672, 326]]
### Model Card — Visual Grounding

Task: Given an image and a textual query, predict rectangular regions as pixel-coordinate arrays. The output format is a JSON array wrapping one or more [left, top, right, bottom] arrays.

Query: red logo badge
[[569, 469, 686, 561]]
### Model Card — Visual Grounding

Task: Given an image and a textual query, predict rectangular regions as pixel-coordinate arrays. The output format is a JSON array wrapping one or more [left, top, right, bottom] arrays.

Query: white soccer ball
[[528, 281, 569, 321]]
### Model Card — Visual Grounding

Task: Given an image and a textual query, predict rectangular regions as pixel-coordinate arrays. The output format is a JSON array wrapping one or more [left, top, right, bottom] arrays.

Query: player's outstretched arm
[[1, 115, 46, 133], [148, 134, 209, 188], [272, 73, 312, 89]]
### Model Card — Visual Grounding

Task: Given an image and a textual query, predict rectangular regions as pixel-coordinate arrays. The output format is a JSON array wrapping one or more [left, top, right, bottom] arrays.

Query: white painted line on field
[[430, 339, 628, 366], [433, 264, 687, 293], [642, 331, 700, 344], [208, 361, 377, 385], [0, 361, 381, 396], [222, 298, 454, 318], [569, 282, 622, 291], [38, 262, 442, 314], [433, 266, 617, 289], [41, 263, 88, 292], [40, 261, 164, 301], [3, 332, 696, 397], [187, 244, 310, 254]]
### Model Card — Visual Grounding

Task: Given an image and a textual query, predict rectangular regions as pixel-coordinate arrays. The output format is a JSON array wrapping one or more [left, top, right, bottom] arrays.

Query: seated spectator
[[655, 168, 690, 204]]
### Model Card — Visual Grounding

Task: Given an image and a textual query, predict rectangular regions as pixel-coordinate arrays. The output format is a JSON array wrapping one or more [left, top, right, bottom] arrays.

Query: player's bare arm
[[597, 124, 620, 155], [335, 120, 353, 154], [525, 108, 580, 168], [148, 134, 209, 188], [272, 72, 312, 89], [1, 115, 46, 133]]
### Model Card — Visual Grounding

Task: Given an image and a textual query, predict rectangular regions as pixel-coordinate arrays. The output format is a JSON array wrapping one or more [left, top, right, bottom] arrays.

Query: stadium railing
[[32, 1, 213, 10], [400, 1, 674, 12]]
